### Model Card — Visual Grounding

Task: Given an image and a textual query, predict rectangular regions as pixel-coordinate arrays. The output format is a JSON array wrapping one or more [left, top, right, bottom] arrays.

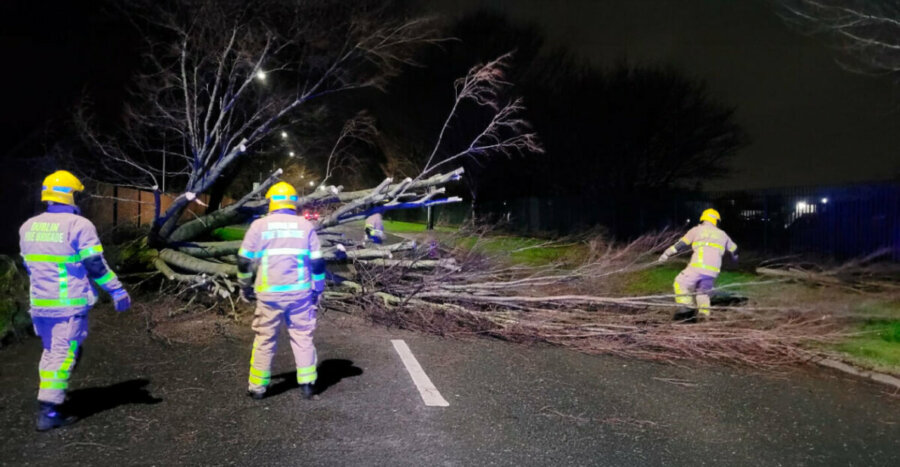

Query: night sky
[[427, 0, 900, 190], [1, 0, 898, 190]]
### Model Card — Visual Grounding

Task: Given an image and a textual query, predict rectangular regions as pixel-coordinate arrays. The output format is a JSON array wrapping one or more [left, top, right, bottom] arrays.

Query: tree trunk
[[158, 249, 237, 276], [147, 169, 464, 282]]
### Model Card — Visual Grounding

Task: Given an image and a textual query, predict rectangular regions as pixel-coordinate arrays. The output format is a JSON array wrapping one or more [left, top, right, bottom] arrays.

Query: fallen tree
[[756, 248, 900, 291], [77, 1, 539, 289], [81, 1, 868, 370], [320, 230, 859, 367]]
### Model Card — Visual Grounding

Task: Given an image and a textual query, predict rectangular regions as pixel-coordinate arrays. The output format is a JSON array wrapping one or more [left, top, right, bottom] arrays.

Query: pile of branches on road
[[81, 1, 858, 368], [77, 0, 540, 298], [324, 228, 852, 367], [755, 249, 900, 292]]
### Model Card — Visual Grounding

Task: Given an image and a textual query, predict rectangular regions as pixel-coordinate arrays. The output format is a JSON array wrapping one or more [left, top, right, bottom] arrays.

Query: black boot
[[35, 402, 77, 432], [673, 307, 698, 323], [247, 390, 266, 400], [298, 383, 316, 400]]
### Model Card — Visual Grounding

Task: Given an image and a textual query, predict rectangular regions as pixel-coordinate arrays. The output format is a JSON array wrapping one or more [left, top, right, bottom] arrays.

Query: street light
[[255, 70, 267, 81], [821, 197, 829, 204], [280, 131, 288, 139], [309, 181, 315, 187], [289, 151, 295, 157]]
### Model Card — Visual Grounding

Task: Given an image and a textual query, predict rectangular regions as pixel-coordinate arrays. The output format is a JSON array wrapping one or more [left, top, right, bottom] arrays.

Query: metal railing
[[389, 182, 900, 260]]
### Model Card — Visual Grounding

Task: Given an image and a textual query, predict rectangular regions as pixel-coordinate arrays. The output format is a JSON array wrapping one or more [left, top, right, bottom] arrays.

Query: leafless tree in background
[[779, 0, 900, 74], [77, 0, 437, 244], [76, 0, 540, 290]]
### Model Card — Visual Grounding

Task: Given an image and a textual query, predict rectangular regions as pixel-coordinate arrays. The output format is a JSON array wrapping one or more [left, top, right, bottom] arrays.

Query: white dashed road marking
[[391, 339, 449, 407]]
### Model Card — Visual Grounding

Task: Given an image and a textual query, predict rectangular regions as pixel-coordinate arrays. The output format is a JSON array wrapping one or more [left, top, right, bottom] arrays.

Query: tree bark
[[158, 249, 237, 276]]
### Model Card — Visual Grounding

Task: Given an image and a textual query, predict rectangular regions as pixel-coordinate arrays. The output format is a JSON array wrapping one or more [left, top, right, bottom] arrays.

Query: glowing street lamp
[[796, 201, 808, 211], [255, 70, 267, 81], [280, 131, 288, 139], [289, 151, 295, 157], [820, 197, 829, 204]]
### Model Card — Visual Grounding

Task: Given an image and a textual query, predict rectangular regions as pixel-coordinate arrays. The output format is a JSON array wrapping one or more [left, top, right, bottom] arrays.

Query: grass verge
[[833, 300, 900, 373], [383, 220, 456, 234], [621, 264, 759, 295], [0, 255, 31, 341], [212, 225, 249, 241], [385, 221, 585, 266], [453, 235, 588, 266], [211, 220, 900, 374]]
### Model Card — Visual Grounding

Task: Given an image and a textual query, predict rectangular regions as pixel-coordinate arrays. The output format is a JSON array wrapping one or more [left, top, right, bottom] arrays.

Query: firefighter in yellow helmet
[[236, 182, 326, 400], [364, 212, 384, 244], [19, 171, 131, 431], [658, 208, 738, 321]]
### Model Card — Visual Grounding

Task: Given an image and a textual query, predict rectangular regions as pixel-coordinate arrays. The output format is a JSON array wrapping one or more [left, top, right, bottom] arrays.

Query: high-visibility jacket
[[365, 213, 384, 241], [19, 211, 123, 317], [666, 222, 738, 275], [238, 212, 325, 302]]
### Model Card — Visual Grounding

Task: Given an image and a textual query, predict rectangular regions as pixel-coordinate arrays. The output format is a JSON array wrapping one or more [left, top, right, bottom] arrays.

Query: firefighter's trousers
[[248, 296, 317, 393], [33, 313, 89, 404], [673, 267, 717, 316]]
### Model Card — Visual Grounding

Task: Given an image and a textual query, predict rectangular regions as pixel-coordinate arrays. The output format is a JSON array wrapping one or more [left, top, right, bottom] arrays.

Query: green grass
[[150, 218, 900, 374], [622, 265, 759, 295], [0, 256, 30, 338], [382, 220, 455, 233], [621, 267, 900, 373], [212, 225, 249, 241], [213, 221, 448, 240], [454, 235, 587, 266], [834, 300, 900, 372]]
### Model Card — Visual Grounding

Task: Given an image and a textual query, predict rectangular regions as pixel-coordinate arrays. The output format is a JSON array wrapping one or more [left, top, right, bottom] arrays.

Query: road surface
[[1, 304, 898, 466]]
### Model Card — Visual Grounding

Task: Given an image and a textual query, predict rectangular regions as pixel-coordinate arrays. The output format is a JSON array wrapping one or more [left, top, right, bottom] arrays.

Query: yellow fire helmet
[[41, 170, 85, 206], [699, 208, 721, 226], [265, 181, 299, 212]]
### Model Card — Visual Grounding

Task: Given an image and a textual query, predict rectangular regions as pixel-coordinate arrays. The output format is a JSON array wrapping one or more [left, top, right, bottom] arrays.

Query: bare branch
[[779, 0, 900, 75]]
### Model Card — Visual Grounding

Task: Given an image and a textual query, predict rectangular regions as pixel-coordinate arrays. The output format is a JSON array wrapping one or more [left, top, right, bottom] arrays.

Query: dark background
[[426, 0, 900, 190], [1, 0, 897, 254], [3, 1, 898, 190]]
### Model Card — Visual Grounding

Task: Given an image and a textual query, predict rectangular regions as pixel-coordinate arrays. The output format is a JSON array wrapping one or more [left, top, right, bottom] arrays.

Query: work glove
[[111, 289, 131, 312], [240, 286, 256, 303], [657, 253, 670, 263]]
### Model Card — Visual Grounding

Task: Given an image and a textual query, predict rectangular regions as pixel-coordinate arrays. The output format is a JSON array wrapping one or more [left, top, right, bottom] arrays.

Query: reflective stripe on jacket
[[19, 212, 120, 317], [238, 213, 324, 301], [677, 222, 737, 275], [365, 213, 384, 239]]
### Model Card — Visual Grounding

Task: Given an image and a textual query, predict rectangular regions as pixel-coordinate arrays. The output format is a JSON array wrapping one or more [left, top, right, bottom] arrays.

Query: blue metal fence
[[386, 182, 900, 260], [711, 183, 900, 260]]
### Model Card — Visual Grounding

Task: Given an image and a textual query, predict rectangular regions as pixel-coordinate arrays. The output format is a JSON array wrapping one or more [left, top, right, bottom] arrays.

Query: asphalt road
[[1, 304, 899, 466]]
